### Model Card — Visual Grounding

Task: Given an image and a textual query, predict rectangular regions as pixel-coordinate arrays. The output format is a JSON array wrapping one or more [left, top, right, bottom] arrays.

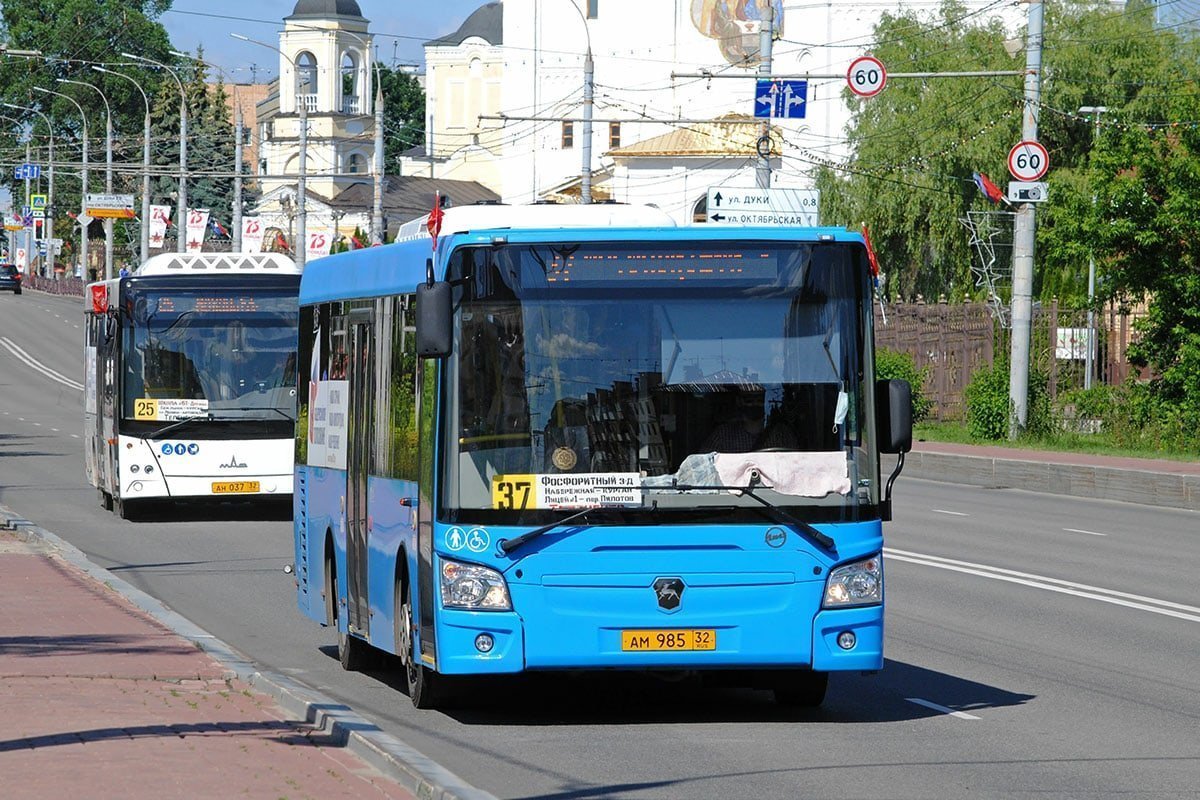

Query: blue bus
[[293, 204, 911, 708]]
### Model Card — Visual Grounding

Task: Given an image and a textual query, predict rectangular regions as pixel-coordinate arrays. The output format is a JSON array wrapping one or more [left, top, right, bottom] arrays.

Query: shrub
[[964, 356, 1053, 440], [875, 348, 932, 422]]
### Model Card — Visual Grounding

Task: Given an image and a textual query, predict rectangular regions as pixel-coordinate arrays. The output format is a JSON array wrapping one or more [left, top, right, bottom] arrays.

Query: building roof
[[606, 115, 782, 158], [330, 176, 501, 227], [426, 2, 503, 47], [288, 0, 365, 18]]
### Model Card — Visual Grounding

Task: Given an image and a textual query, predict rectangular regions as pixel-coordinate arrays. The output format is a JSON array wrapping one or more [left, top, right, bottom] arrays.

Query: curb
[[0, 506, 498, 800], [894, 451, 1200, 513]]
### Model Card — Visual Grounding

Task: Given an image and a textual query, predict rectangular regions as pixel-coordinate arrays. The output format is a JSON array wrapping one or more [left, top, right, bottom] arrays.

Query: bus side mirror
[[416, 280, 452, 358], [875, 379, 913, 454]]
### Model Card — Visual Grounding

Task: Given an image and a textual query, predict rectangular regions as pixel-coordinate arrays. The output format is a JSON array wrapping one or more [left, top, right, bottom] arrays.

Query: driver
[[701, 390, 797, 453]]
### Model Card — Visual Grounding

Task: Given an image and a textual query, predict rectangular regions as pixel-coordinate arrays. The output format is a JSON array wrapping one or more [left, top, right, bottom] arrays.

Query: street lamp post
[[233, 33, 308, 268], [33, 87, 87, 279], [94, 66, 151, 266], [59, 78, 114, 279], [562, 0, 594, 204], [1078, 105, 1108, 392], [3, 103, 54, 276], [122, 52, 187, 254], [172, 51, 244, 252]]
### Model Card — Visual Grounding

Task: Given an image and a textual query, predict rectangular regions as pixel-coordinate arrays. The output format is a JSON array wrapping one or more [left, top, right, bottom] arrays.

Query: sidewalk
[[0, 524, 488, 800], [900, 441, 1200, 512]]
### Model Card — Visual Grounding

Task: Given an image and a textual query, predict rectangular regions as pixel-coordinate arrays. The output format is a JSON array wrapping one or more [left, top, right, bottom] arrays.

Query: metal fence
[[876, 299, 1148, 421]]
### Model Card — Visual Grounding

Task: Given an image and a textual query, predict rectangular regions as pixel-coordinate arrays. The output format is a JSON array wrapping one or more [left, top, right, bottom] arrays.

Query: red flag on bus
[[861, 223, 880, 278], [427, 192, 444, 251], [90, 284, 107, 314]]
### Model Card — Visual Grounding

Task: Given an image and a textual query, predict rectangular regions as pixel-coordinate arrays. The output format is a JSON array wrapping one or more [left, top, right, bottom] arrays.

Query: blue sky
[[161, 0, 490, 80]]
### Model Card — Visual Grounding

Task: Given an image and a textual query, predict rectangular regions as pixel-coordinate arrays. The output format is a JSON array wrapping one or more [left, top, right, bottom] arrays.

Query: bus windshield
[[122, 287, 298, 425], [443, 240, 879, 521]]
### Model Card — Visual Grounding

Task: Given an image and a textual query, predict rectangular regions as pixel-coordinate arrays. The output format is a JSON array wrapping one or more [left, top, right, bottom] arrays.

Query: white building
[[420, 0, 1024, 224], [253, 0, 499, 248]]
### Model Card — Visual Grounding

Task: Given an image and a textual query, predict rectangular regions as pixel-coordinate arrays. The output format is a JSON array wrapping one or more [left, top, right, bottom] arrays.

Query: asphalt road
[[2, 289, 1198, 799]]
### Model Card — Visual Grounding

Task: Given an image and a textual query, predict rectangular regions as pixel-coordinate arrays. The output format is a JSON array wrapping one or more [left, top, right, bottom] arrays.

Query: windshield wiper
[[642, 477, 836, 553], [498, 506, 594, 555], [149, 412, 283, 439]]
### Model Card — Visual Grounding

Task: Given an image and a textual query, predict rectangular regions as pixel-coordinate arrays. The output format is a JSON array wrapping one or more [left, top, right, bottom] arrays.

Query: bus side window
[[389, 294, 418, 481]]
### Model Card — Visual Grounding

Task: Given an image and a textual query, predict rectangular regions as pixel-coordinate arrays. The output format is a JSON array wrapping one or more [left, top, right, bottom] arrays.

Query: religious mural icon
[[691, 0, 785, 65]]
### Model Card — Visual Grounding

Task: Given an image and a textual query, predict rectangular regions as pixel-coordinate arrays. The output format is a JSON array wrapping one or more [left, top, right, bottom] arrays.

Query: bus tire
[[114, 495, 137, 521], [400, 592, 448, 709], [325, 554, 372, 672], [773, 670, 829, 708]]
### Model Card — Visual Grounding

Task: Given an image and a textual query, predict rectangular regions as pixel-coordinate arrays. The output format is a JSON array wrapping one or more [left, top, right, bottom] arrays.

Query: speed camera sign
[[1008, 140, 1049, 181]]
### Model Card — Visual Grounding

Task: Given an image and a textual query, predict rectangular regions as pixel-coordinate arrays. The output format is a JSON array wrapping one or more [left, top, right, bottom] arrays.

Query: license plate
[[212, 481, 260, 494], [621, 629, 717, 652]]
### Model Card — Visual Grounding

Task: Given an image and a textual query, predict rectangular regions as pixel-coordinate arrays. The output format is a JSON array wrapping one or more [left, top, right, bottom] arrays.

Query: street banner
[[149, 205, 171, 248], [306, 230, 333, 262], [241, 216, 264, 253], [185, 208, 210, 253]]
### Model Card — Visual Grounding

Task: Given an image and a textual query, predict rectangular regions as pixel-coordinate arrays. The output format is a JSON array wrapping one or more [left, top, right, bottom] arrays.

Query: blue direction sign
[[754, 79, 807, 119], [13, 164, 41, 180]]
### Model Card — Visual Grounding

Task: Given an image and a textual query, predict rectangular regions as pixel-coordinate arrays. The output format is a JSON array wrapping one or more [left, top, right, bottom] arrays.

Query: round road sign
[[847, 55, 887, 98], [1008, 140, 1049, 181]]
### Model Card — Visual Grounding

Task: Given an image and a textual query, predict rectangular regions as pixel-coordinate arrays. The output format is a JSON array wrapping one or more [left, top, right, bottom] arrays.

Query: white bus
[[84, 252, 302, 518]]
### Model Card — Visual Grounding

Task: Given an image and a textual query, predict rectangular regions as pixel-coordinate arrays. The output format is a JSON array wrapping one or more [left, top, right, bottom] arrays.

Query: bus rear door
[[346, 309, 374, 638]]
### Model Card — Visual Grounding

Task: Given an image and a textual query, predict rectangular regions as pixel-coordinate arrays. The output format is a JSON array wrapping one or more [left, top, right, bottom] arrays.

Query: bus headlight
[[440, 559, 511, 611], [823, 555, 882, 608]]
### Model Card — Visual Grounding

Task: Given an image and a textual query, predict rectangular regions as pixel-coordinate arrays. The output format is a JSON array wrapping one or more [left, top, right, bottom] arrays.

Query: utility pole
[[756, 4, 774, 189], [1078, 105, 1107, 392], [1008, 0, 1045, 438], [373, 80, 384, 244]]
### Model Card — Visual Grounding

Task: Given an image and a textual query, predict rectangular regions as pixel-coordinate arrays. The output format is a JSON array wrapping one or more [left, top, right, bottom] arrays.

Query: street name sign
[[754, 79, 808, 119], [706, 187, 820, 226], [85, 193, 137, 219]]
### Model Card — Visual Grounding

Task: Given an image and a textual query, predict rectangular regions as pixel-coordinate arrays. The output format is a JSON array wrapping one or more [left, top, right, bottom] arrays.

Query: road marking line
[[932, 509, 969, 516], [906, 698, 980, 719], [886, 548, 1200, 623], [0, 337, 84, 391], [1063, 527, 1107, 537]]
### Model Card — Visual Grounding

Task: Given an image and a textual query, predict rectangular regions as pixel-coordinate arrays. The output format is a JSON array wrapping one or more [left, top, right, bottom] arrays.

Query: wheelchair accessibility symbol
[[466, 528, 489, 553]]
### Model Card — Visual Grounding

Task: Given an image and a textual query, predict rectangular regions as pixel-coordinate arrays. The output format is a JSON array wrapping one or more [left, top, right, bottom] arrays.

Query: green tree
[[146, 51, 256, 246], [817, 1, 1193, 306], [375, 64, 425, 173], [0, 1, 174, 262]]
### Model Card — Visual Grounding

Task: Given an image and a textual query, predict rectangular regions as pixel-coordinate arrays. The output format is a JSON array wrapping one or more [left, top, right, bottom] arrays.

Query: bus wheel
[[114, 495, 137, 521], [325, 555, 372, 672], [400, 593, 446, 709], [773, 671, 829, 708]]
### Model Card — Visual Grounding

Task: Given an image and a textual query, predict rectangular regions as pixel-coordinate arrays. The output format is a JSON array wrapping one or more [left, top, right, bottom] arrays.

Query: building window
[[296, 51, 318, 93], [346, 153, 363, 174], [587, 0, 599, 19], [259, 158, 268, 176], [609, 121, 621, 149], [562, 121, 574, 149]]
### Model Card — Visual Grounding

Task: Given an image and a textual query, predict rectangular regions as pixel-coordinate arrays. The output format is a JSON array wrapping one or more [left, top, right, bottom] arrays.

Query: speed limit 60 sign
[[1008, 140, 1049, 181], [847, 55, 887, 98]]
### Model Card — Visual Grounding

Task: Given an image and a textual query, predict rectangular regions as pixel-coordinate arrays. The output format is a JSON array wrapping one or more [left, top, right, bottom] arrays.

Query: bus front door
[[346, 314, 374, 637]]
